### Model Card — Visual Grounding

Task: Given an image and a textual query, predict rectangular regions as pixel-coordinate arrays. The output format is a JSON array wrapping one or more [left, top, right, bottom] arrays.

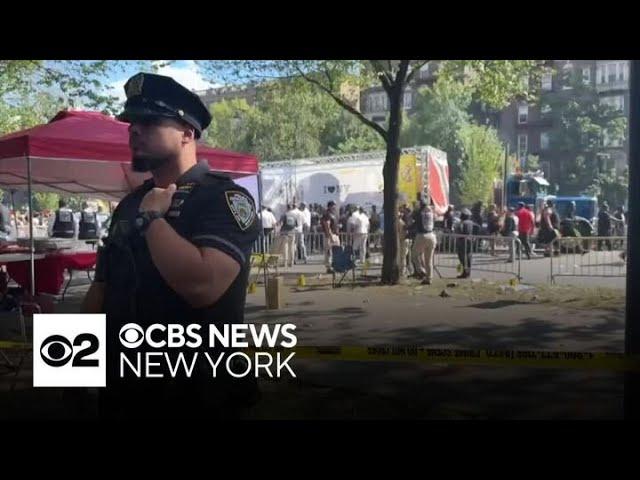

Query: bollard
[[297, 274, 306, 288], [266, 276, 284, 310]]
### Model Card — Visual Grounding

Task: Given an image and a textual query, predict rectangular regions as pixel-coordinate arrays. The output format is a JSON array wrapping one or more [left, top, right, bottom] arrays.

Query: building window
[[371, 93, 387, 112], [615, 61, 629, 82], [376, 92, 389, 112], [601, 95, 625, 112], [597, 61, 629, 85], [419, 63, 433, 80], [403, 91, 412, 109], [582, 67, 591, 85], [562, 63, 574, 90], [540, 132, 550, 150], [606, 158, 615, 171], [540, 160, 550, 176], [541, 73, 552, 91], [608, 64, 617, 83], [597, 65, 606, 84], [517, 134, 528, 160], [518, 104, 528, 124]]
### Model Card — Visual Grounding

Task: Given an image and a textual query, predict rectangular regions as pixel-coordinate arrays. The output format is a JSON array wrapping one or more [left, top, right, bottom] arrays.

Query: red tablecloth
[[5, 252, 97, 295]]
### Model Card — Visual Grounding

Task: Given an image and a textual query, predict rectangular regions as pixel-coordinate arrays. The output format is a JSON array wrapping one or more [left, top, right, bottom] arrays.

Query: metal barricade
[[435, 232, 522, 280], [550, 236, 627, 283], [252, 231, 386, 264]]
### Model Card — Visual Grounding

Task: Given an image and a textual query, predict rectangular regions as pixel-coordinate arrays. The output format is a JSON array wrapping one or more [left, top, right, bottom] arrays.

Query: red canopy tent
[[0, 110, 261, 296], [0, 110, 259, 200]]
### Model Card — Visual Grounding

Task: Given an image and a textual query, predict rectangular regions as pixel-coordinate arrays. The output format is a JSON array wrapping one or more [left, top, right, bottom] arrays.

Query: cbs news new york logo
[[33, 314, 106, 387]]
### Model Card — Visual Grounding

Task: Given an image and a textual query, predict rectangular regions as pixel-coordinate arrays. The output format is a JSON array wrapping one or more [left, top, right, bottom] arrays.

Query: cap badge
[[126, 73, 145, 98]]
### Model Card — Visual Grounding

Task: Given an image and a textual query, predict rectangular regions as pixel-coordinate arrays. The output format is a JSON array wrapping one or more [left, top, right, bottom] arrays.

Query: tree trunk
[[381, 82, 405, 285]]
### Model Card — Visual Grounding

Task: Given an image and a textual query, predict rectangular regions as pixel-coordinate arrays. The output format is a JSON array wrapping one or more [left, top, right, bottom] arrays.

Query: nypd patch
[[225, 191, 255, 231]]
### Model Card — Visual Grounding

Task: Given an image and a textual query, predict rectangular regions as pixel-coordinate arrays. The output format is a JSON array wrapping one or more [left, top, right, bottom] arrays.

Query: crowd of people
[[259, 195, 629, 283], [258, 202, 383, 271]]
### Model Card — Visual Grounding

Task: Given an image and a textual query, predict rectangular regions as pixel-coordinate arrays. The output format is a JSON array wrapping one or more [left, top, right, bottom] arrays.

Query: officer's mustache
[[131, 154, 171, 172]]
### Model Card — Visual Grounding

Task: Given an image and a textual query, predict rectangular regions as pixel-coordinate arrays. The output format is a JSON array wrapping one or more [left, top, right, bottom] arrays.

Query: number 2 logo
[[40, 333, 100, 368]]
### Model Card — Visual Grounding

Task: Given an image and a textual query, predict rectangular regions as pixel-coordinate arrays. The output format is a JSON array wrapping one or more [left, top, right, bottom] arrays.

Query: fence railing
[[252, 231, 384, 265], [434, 232, 522, 280], [550, 236, 627, 283]]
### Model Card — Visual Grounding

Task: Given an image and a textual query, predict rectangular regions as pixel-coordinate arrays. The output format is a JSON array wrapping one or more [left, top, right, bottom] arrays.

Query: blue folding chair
[[331, 245, 356, 288]]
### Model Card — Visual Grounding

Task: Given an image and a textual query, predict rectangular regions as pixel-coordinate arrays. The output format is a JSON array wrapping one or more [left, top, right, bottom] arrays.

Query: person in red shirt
[[516, 202, 535, 259]]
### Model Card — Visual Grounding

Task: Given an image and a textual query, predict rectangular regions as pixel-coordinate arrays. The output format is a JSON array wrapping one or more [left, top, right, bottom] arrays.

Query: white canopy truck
[[260, 146, 449, 217]]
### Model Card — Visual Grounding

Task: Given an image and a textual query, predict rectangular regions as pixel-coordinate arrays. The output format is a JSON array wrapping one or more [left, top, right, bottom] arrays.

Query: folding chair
[[331, 245, 356, 288], [249, 253, 281, 286], [0, 295, 42, 390]]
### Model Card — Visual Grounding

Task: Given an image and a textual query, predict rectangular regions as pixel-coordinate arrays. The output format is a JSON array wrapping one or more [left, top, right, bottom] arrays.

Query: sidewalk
[[0, 263, 628, 419]]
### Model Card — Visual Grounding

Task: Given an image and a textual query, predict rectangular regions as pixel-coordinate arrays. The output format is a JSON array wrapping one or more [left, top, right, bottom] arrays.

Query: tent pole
[[27, 156, 35, 297], [257, 169, 268, 307], [10, 190, 18, 239]]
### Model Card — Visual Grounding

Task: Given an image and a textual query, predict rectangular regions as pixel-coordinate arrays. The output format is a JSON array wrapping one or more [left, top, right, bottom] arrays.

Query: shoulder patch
[[224, 190, 256, 231]]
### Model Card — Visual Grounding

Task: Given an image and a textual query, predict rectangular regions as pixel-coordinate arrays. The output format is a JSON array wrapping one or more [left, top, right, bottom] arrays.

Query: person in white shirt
[[96, 205, 110, 240], [353, 206, 370, 263], [346, 206, 360, 256], [259, 206, 277, 236], [258, 206, 277, 252], [298, 202, 311, 264], [290, 203, 307, 264]]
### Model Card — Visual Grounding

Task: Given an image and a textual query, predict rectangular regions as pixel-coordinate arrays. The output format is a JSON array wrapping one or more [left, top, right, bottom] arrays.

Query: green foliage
[[457, 124, 505, 205], [544, 72, 627, 195]]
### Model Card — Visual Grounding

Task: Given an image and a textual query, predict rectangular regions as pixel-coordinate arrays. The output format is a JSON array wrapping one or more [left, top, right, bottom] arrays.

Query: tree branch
[[405, 60, 430, 84], [395, 60, 411, 86], [370, 60, 393, 92], [294, 66, 388, 142]]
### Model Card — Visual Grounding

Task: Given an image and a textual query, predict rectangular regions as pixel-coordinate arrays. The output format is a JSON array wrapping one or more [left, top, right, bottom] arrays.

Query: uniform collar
[[176, 161, 210, 186], [142, 161, 210, 190]]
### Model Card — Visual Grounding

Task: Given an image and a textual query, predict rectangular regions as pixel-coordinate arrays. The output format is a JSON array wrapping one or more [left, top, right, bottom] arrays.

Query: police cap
[[117, 72, 212, 138]]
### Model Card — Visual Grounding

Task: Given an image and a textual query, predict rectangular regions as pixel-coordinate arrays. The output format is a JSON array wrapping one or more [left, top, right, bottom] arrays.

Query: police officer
[[455, 208, 475, 279], [81, 73, 260, 419], [321, 201, 340, 273], [411, 198, 437, 285], [49, 199, 77, 238], [78, 201, 100, 240], [597, 201, 614, 251]]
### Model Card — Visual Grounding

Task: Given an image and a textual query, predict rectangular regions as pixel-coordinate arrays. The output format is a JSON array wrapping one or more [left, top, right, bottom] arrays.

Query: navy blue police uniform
[[94, 73, 260, 419]]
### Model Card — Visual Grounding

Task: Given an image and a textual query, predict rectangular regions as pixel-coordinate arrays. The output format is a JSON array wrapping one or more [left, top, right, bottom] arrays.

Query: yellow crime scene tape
[[3, 341, 639, 372], [247, 346, 640, 372], [0, 341, 31, 350]]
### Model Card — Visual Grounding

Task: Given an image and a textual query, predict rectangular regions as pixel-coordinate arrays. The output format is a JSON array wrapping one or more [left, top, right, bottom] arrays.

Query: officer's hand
[[139, 184, 177, 215]]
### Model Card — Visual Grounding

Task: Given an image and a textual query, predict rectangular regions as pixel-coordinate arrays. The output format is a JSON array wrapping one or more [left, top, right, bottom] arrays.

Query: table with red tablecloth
[[4, 251, 97, 295]]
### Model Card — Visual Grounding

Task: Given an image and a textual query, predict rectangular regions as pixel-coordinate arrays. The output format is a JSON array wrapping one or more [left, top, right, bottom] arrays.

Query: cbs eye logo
[[40, 333, 100, 367], [119, 323, 144, 348], [33, 314, 106, 387]]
